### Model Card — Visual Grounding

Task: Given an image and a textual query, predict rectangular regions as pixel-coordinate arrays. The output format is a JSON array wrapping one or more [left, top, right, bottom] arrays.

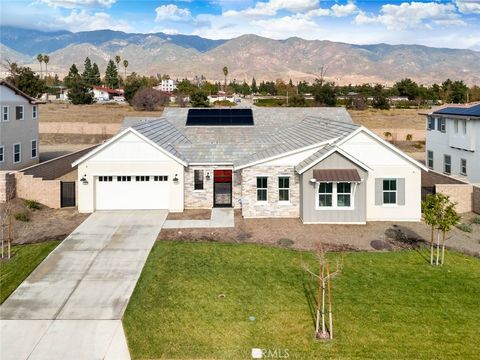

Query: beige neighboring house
[[0, 80, 40, 171]]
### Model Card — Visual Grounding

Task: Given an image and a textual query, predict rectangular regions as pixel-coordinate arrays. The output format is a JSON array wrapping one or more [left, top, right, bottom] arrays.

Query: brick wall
[[241, 166, 299, 218], [436, 184, 473, 214], [473, 186, 480, 214], [0, 171, 15, 203], [14, 173, 61, 208]]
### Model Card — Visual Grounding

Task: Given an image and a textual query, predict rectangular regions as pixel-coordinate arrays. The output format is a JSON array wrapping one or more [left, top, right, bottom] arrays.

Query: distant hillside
[[1, 26, 479, 85]]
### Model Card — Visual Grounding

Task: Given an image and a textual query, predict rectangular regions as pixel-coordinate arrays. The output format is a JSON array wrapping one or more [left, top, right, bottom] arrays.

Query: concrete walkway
[[0, 210, 167, 360], [163, 208, 234, 229]]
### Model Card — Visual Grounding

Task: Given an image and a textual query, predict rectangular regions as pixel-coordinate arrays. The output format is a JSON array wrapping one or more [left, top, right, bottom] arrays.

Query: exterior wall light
[[309, 178, 317, 183], [80, 175, 88, 185], [173, 174, 179, 182]]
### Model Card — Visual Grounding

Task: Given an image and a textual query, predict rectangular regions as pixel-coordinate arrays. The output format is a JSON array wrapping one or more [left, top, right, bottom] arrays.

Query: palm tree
[[123, 59, 128, 79], [222, 66, 228, 93], [36, 54, 43, 78], [114, 55, 121, 86], [43, 55, 49, 78]]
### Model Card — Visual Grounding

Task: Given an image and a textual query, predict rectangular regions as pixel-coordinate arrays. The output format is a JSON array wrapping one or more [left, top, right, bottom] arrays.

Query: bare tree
[[303, 245, 342, 340], [132, 88, 168, 111]]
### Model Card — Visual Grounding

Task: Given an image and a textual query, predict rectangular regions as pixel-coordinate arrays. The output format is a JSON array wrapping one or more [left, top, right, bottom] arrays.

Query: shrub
[[471, 216, 480, 225], [132, 87, 168, 111], [413, 142, 424, 149], [212, 100, 236, 107], [406, 134, 413, 141], [456, 223, 472, 232], [14, 212, 30, 222], [24, 200, 40, 210]]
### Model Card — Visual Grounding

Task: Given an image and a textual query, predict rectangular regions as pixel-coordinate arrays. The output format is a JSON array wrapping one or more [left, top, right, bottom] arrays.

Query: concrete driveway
[[0, 210, 167, 360]]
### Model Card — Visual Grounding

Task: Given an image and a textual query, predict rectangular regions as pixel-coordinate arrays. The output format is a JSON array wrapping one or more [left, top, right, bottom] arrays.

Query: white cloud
[[50, 9, 130, 31], [355, 1, 462, 30], [455, 0, 480, 14], [159, 28, 180, 35], [37, 0, 116, 8], [155, 4, 192, 22], [224, 0, 319, 17], [254, 15, 322, 38], [331, 1, 359, 17]]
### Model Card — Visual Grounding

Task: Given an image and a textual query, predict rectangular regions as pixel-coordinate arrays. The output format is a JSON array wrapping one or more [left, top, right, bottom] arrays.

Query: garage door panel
[[95, 176, 169, 210]]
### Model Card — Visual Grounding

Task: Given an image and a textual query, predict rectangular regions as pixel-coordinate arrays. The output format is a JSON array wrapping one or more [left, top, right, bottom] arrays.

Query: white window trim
[[16, 105, 24, 121], [315, 182, 355, 210], [278, 175, 291, 204], [427, 150, 434, 169], [460, 158, 467, 176], [13, 143, 21, 164], [0, 145, 4, 163], [193, 169, 206, 192], [256, 176, 268, 204], [382, 179, 397, 206], [31, 139, 38, 159], [2, 106, 9, 122], [32, 105, 38, 120], [426, 117, 435, 130]]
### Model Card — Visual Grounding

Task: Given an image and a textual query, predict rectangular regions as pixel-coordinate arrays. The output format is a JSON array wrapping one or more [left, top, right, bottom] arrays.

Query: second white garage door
[[95, 175, 170, 210]]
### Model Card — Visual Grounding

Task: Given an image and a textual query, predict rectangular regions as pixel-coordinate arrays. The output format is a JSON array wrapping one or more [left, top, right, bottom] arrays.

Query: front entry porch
[[213, 169, 232, 207]]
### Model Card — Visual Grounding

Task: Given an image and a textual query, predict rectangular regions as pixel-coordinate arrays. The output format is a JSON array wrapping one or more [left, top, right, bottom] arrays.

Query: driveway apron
[[0, 210, 167, 360]]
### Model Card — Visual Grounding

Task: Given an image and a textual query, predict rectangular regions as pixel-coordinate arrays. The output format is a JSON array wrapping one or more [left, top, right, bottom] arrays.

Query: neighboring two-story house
[[0, 80, 40, 171], [425, 103, 480, 183]]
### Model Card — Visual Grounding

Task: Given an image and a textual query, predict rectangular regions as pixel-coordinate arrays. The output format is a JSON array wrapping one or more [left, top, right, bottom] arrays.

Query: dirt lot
[[0, 199, 88, 244], [167, 209, 211, 220], [349, 108, 426, 129], [159, 210, 480, 256], [40, 103, 163, 123]]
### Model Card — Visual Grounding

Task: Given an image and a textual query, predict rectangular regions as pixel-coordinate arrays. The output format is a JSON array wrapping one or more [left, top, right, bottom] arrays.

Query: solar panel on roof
[[186, 108, 254, 126], [434, 104, 480, 117]]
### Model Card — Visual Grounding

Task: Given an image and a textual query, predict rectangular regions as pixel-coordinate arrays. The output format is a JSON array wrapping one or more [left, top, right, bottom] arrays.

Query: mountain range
[[1, 26, 479, 85]]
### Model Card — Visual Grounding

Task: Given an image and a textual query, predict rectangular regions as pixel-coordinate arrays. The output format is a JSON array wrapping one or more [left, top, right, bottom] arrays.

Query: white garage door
[[95, 175, 170, 210]]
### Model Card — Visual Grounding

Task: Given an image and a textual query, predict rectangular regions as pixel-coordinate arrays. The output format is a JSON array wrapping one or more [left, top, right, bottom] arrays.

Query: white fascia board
[[336, 126, 429, 171], [72, 128, 188, 168], [296, 146, 372, 174], [234, 139, 337, 171]]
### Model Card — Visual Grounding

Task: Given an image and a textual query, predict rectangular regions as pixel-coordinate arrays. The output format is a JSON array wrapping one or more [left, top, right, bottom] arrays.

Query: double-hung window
[[337, 182, 352, 207], [318, 183, 333, 207], [318, 182, 352, 208], [427, 150, 434, 169], [194, 170, 204, 190], [278, 176, 290, 202], [15, 106, 24, 120], [31, 140, 37, 158], [437, 118, 446, 132], [13, 144, 21, 164], [444, 155, 451, 174], [382, 179, 397, 205], [2, 106, 8, 121], [256, 176, 268, 202], [427, 117, 435, 130], [32, 105, 37, 119], [460, 159, 467, 176], [0, 145, 4, 163]]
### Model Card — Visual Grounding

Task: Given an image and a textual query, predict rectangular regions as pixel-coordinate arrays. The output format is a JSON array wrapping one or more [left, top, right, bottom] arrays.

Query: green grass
[[124, 242, 480, 360], [0, 241, 60, 304]]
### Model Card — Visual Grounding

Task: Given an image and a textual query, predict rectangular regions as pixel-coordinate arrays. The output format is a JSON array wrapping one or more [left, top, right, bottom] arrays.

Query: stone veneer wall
[[436, 184, 473, 214], [0, 171, 16, 203], [184, 166, 241, 209], [241, 165, 299, 218]]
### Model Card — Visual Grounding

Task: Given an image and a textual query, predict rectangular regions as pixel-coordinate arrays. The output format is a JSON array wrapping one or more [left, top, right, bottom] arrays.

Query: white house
[[425, 103, 480, 183], [92, 86, 123, 102], [0, 80, 40, 171], [157, 79, 176, 93], [73, 107, 426, 223]]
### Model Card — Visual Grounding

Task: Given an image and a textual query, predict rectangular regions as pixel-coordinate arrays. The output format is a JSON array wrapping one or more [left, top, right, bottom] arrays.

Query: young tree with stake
[[437, 200, 460, 265]]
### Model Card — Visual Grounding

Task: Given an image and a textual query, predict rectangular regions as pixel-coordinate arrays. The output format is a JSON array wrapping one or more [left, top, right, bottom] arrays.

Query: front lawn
[[0, 241, 60, 304], [124, 242, 480, 359]]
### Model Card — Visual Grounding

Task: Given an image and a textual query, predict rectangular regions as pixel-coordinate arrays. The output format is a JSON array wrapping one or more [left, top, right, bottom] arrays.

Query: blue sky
[[1, 1, 479, 50]]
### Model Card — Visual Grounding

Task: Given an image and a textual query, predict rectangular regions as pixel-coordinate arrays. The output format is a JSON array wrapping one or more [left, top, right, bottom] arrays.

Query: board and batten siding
[[77, 131, 185, 213], [339, 130, 422, 221], [300, 151, 368, 224]]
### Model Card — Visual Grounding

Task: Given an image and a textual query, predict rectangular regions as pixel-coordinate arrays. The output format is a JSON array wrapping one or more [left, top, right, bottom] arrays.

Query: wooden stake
[[327, 262, 333, 339], [321, 264, 326, 336], [315, 262, 322, 336], [441, 231, 446, 265], [435, 230, 440, 266]]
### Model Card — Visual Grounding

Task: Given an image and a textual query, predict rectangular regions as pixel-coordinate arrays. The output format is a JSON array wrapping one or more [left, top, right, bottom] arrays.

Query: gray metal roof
[[127, 106, 359, 168]]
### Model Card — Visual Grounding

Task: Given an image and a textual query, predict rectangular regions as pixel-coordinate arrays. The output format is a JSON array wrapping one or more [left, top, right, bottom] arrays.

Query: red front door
[[213, 170, 232, 207]]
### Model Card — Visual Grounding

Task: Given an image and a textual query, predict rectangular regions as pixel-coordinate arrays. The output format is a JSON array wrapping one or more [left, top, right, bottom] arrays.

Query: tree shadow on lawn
[[302, 273, 318, 330]]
